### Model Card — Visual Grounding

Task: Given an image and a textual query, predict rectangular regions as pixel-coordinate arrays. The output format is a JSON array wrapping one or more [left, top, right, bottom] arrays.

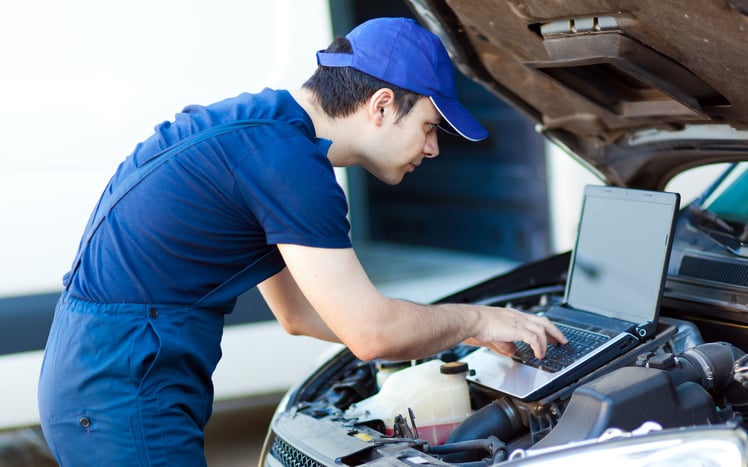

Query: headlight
[[503, 423, 747, 466]]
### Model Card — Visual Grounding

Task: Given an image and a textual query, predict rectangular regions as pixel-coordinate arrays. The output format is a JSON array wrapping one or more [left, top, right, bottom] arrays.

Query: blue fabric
[[39, 292, 225, 466], [65, 88, 351, 308], [64, 119, 281, 308], [39, 89, 353, 464]]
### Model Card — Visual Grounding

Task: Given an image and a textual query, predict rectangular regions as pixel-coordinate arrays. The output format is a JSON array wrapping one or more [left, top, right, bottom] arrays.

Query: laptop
[[461, 185, 680, 401]]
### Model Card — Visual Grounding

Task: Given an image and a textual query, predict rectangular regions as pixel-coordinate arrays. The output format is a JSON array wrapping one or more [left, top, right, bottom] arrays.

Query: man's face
[[365, 96, 441, 185]]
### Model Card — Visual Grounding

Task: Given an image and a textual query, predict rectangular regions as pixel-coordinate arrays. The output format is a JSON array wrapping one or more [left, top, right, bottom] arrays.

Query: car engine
[[280, 280, 748, 465]]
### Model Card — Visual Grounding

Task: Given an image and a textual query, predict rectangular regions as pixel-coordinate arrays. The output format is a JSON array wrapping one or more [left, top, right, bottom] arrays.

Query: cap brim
[[430, 96, 489, 142]]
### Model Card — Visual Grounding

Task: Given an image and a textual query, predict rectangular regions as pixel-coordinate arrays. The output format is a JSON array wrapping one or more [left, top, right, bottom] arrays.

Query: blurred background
[[1, 0, 714, 465]]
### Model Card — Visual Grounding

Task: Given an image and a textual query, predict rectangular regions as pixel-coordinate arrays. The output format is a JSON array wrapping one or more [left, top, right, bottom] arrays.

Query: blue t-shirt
[[66, 89, 352, 306]]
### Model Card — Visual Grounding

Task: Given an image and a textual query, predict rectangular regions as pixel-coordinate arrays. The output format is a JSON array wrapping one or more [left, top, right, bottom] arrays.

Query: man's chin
[[372, 172, 405, 186]]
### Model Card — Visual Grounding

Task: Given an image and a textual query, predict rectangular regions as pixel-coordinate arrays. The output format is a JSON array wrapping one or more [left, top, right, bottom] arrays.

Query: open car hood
[[406, 0, 748, 188]]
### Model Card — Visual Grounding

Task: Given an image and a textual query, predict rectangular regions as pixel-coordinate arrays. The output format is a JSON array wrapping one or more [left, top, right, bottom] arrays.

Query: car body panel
[[407, 0, 748, 188]]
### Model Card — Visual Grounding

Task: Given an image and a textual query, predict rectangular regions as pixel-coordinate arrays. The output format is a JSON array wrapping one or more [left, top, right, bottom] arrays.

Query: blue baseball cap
[[316, 17, 489, 142]]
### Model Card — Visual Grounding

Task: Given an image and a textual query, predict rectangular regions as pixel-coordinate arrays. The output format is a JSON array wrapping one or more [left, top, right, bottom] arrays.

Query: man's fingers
[[521, 315, 569, 359], [472, 307, 569, 359], [545, 321, 568, 345], [525, 331, 546, 360], [492, 341, 516, 357], [516, 316, 546, 359], [528, 315, 568, 347]]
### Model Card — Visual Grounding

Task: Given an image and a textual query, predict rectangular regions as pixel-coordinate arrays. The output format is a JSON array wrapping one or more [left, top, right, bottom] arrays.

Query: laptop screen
[[565, 185, 680, 324]]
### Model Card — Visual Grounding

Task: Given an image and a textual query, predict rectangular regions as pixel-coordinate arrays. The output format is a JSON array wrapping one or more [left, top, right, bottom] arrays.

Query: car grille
[[270, 436, 324, 467]]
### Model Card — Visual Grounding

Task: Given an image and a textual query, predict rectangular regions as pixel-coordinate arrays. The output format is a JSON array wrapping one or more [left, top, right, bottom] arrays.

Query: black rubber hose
[[445, 398, 523, 444], [434, 399, 521, 463], [678, 342, 740, 390], [427, 435, 507, 466], [655, 342, 748, 416]]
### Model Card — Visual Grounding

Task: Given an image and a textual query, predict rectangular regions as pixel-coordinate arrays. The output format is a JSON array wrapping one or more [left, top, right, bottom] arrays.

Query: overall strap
[[192, 247, 285, 309], [65, 119, 277, 291]]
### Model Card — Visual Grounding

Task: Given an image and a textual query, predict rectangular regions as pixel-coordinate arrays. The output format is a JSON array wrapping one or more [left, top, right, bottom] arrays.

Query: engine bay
[[278, 279, 748, 465]]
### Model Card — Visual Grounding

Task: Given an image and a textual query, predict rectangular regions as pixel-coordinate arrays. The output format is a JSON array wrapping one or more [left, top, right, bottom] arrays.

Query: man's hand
[[464, 307, 567, 359]]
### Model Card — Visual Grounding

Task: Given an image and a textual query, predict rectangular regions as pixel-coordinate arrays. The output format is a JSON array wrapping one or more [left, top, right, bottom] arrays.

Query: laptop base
[[463, 322, 677, 403]]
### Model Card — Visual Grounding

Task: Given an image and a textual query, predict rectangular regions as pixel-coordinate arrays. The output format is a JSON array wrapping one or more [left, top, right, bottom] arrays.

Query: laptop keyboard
[[512, 323, 610, 372]]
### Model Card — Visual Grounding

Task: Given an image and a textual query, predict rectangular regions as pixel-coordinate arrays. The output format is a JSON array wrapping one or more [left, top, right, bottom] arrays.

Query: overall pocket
[[46, 410, 141, 467], [39, 298, 155, 465]]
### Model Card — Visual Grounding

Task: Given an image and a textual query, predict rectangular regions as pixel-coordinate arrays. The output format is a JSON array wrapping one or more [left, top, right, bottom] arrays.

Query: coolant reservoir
[[346, 359, 472, 445]]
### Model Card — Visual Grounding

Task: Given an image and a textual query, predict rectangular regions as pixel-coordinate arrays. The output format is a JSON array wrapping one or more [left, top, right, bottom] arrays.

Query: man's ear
[[367, 88, 396, 126]]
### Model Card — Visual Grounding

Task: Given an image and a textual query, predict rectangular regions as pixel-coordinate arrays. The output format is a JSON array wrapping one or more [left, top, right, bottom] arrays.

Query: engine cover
[[534, 366, 721, 448]]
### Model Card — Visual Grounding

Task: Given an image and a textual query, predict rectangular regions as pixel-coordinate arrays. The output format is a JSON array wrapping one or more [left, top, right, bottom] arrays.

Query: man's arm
[[270, 244, 565, 362], [258, 267, 341, 343]]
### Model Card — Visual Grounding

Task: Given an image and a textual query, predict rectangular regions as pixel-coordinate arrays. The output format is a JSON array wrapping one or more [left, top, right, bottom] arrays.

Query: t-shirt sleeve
[[233, 133, 352, 249]]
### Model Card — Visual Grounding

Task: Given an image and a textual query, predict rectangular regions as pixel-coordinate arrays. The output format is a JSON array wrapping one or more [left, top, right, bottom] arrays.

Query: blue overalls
[[38, 120, 283, 466]]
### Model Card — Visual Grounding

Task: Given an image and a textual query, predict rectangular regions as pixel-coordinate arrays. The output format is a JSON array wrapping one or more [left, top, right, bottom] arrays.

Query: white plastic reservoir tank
[[346, 359, 472, 445]]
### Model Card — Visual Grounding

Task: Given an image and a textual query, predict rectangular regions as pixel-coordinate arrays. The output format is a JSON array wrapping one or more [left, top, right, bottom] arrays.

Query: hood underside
[[406, 0, 748, 188]]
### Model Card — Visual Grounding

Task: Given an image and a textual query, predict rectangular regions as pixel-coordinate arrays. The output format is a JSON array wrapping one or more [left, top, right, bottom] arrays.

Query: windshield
[[688, 162, 748, 257], [701, 162, 748, 225]]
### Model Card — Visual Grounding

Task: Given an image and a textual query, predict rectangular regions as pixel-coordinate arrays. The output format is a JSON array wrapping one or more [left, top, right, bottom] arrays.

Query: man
[[38, 17, 565, 466]]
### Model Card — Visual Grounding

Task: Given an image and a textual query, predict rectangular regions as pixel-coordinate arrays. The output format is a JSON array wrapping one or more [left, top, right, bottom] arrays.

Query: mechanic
[[38, 17, 566, 466]]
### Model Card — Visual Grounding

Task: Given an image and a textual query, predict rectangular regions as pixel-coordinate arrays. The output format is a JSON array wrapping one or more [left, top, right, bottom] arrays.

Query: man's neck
[[289, 88, 363, 168]]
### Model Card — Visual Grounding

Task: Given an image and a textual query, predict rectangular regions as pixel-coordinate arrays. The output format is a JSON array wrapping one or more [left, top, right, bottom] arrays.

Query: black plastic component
[[441, 362, 469, 375], [644, 353, 676, 370], [446, 399, 523, 445], [672, 342, 740, 390], [440, 399, 521, 463], [533, 365, 721, 449]]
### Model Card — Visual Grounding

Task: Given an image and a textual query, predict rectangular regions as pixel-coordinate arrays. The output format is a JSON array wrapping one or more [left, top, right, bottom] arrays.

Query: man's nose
[[424, 132, 439, 158]]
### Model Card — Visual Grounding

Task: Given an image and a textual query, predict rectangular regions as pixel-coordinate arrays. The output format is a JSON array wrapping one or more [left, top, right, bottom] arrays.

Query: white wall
[[0, 0, 338, 430], [0, 0, 333, 297]]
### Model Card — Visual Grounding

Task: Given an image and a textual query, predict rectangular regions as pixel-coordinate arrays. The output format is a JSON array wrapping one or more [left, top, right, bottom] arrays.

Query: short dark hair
[[302, 37, 421, 122]]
